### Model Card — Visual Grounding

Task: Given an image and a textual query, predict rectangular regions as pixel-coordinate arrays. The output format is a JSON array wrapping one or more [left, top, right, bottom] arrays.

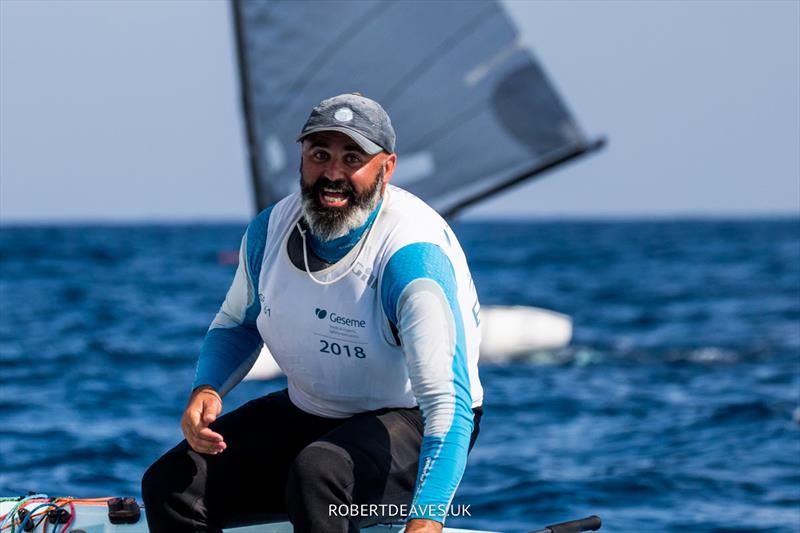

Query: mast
[[230, 0, 265, 214]]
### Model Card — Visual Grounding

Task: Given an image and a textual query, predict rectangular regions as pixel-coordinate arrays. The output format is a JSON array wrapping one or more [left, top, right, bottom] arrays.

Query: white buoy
[[244, 305, 573, 381], [477, 305, 572, 363]]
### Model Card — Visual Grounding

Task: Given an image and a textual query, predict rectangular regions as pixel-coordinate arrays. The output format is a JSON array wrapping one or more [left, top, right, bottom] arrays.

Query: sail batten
[[232, 0, 603, 216]]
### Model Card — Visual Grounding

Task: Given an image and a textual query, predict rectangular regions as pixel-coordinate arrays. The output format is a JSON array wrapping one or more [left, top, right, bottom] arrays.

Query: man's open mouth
[[318, 186, 351, 208]]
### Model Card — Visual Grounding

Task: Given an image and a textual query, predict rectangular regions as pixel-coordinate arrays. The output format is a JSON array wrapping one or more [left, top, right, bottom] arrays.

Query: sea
[[1, 218, 798, 533]]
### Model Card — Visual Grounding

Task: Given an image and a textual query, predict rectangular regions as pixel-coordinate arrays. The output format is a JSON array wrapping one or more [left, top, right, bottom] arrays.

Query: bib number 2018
[[320, 340, 366, 359]]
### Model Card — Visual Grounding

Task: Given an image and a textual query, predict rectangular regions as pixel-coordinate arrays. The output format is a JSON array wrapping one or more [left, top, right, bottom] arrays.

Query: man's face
[[300, 131, 395, 241]]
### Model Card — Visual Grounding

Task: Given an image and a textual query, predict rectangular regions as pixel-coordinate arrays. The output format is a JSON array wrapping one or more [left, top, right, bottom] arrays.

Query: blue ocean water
[[1, 219, 798, 533]]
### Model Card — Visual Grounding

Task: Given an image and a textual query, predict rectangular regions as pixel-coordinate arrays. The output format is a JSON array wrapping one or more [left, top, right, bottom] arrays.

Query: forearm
[[193, 324, 263, 395], [193, 227, 264, 396]]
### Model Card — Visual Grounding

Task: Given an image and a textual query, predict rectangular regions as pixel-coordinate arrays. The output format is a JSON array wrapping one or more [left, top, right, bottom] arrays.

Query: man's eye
[[312, 151, 329, 161], [345, 154, 362, 164]]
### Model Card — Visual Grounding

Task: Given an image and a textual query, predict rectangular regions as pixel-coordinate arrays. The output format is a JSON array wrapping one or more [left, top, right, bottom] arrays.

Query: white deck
[[0, 500, 500, 533]]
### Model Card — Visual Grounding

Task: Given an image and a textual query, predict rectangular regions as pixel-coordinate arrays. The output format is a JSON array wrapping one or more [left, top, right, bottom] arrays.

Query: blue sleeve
[[192, 206, 273, 396], [381, 242, 474, 524]]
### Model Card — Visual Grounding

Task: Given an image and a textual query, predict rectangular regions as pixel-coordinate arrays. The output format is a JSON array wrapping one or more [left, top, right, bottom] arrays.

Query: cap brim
[[296, 126, 384, 155]]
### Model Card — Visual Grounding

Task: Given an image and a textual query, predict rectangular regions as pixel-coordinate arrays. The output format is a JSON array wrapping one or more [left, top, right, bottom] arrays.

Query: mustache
[[310, 177, 354, 197]]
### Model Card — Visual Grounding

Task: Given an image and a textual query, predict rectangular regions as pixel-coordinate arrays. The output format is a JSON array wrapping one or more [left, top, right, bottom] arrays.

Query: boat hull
[[0, 499, 499, 533]]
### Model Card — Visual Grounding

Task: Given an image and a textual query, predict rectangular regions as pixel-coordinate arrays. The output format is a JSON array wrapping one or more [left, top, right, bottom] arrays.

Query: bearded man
[[142, 94, 484, 533]]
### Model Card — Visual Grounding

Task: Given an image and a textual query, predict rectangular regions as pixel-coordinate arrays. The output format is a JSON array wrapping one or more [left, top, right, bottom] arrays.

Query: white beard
[[301, 193, 380, 241], [300, 166, 384, 242]]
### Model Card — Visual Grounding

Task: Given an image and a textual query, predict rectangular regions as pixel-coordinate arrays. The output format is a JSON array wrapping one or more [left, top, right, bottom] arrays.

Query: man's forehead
[[303, 131, 366, 153]]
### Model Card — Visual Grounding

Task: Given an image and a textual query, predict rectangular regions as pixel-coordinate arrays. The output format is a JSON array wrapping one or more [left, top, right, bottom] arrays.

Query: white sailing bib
[[256, 187, 481, 418]]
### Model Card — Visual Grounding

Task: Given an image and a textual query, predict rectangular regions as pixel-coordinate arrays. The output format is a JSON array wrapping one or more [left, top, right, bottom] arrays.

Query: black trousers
[[142, 389, 482, 533]]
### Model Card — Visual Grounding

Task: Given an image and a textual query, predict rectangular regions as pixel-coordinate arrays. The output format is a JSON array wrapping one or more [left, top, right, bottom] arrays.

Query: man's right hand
[[181, 386, 227, 454]]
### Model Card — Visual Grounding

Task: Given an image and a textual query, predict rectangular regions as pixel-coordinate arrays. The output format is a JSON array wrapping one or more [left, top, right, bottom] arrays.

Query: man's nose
[[323, 159, 348, 181]]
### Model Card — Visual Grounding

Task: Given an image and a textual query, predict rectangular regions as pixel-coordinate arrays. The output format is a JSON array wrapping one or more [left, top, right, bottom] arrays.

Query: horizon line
[[2, 211, 798, 228]]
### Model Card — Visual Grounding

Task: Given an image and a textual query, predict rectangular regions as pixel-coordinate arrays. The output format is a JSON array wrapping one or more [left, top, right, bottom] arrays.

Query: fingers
[[191, 431, 227, 455], [183, 413, 227, 454], [196, 426, 225, 443]]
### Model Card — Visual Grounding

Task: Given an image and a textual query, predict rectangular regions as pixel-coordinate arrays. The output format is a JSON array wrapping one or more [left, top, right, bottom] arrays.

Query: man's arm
[[382, 242, 475, 529], [182, 208, 272, 454], [192, 207, 272, 396]]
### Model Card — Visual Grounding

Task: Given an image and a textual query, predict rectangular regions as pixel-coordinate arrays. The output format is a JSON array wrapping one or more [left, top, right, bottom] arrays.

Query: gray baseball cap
[[297, 93, 396, 155]]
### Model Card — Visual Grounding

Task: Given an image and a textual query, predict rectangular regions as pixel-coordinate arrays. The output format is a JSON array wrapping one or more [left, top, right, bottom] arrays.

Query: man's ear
[[382, 153, 397, 186]]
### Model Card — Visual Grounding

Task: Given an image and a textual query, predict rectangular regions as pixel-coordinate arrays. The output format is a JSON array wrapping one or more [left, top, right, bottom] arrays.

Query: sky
[[0, 0, 798, 222]]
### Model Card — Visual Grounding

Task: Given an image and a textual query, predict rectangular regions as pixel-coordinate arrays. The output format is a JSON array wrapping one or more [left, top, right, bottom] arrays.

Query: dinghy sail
[[231, 0, 604, 218], [232, 0, 604, 380]]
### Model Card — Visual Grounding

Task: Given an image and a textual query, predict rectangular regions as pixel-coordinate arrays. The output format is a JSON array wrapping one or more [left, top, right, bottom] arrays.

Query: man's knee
[[288, 441, 353, 494], [141, 444, 194, 503]]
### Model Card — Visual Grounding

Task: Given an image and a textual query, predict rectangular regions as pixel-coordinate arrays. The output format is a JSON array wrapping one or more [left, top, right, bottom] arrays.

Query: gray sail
[[232, 0, 604, 217]]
